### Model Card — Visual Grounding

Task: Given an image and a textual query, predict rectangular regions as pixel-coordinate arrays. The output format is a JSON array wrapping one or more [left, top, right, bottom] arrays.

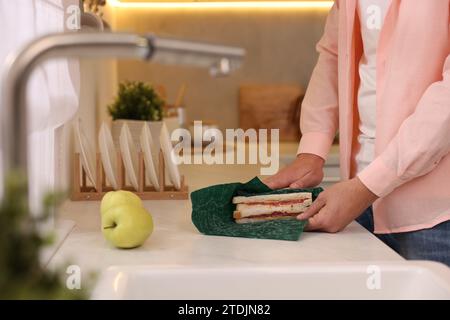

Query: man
[[265, 0, 450, 265]]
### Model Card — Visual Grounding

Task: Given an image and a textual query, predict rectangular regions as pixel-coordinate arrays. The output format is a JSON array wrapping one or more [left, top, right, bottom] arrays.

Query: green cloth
[[191, 177, 323, 241]]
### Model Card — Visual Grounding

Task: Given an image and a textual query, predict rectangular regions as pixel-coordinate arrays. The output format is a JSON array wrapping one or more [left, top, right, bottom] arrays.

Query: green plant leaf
[[108, 81, 165, 121], [0, 171, 86, 299]]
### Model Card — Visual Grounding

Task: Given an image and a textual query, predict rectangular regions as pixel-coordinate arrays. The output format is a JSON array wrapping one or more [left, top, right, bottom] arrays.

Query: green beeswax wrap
[[191, 177, 323, 241]]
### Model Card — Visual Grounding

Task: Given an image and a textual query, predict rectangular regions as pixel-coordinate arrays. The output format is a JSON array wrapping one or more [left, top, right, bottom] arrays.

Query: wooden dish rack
[[71, 150, 189, 201]]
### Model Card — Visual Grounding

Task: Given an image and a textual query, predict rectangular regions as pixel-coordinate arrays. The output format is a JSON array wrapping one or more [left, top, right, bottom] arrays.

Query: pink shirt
[[298, 0, 450, 234]]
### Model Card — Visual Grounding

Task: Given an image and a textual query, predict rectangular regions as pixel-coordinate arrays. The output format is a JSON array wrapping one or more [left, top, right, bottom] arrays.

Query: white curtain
[[0, 0, 80, 213]]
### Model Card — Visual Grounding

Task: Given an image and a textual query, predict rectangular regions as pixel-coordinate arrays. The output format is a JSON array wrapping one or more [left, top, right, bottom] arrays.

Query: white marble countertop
[[48, 149, 402, 276]]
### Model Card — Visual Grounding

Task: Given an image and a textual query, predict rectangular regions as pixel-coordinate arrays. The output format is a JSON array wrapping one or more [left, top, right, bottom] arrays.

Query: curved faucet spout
[[1, 32, 152, 180], [0, 31, 244, 199]]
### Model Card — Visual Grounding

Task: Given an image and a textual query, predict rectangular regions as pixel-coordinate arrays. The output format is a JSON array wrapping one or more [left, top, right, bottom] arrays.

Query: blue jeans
[[356, 207, 450, 267]]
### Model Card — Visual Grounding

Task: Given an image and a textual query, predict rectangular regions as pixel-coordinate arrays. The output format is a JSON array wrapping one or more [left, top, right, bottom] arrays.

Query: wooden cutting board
[[239, 84, 305, 142]]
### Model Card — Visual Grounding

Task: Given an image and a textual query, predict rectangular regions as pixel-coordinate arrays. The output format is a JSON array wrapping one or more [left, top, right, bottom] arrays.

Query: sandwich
[[232, 192, 312, 224]]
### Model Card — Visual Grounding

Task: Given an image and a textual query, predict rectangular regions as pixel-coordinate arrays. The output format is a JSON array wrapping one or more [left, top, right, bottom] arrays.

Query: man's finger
[[289, 170, 314, 189], [304, 214, 323, 231], [263, 173, 289, 189], [297, 197, 325, 220], [289, 180, 304, 189], [264, 169, 307, 190], [289, 176, 308, 189]]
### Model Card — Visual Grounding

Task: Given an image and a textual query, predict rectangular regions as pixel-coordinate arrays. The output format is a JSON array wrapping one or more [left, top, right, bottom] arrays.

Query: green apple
[[101, 190, 142, 215], [102, 204, 153, 249]]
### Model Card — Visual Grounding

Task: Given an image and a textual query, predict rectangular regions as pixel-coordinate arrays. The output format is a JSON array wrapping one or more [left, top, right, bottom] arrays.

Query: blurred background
[[0, 0, 335, 209]]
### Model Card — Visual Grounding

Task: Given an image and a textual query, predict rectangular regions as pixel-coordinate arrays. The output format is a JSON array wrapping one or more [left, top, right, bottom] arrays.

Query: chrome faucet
[[0, 32, 244, 197]]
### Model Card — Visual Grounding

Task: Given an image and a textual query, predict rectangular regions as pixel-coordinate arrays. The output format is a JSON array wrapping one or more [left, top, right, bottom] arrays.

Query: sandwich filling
[[238, 198, 309, 206], [238, 211, 299, 219]]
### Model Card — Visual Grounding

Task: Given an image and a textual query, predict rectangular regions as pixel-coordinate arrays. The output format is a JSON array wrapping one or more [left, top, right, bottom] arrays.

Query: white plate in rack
[[140, 123, 160, 191], [119, 123, 140, 191], [74, 118, 96, 187], [159, 123, 181, 190], [99, 123, 119, 190]]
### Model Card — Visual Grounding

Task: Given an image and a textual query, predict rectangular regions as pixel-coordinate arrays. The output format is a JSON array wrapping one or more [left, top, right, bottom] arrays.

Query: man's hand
[[264, 153, 325, 189], [297, 177, 378, 233]]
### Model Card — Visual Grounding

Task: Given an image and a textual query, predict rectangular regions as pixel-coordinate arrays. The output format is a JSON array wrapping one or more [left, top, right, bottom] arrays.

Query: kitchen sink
[[91, 261, 450, 300]]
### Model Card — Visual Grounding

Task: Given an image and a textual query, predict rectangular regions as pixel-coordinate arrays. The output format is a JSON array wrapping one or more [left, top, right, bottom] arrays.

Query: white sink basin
[[91, 261, 450, 300]]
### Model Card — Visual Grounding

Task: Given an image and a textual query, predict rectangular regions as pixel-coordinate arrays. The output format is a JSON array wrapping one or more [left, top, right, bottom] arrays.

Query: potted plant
[[81, 0, 107, 17], [108, 81, 165, 148]]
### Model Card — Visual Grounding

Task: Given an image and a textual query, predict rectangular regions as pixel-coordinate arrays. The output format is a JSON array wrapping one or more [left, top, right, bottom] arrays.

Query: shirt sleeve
[[358, 54, 450, 197], [297, 1, 340, 160]]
